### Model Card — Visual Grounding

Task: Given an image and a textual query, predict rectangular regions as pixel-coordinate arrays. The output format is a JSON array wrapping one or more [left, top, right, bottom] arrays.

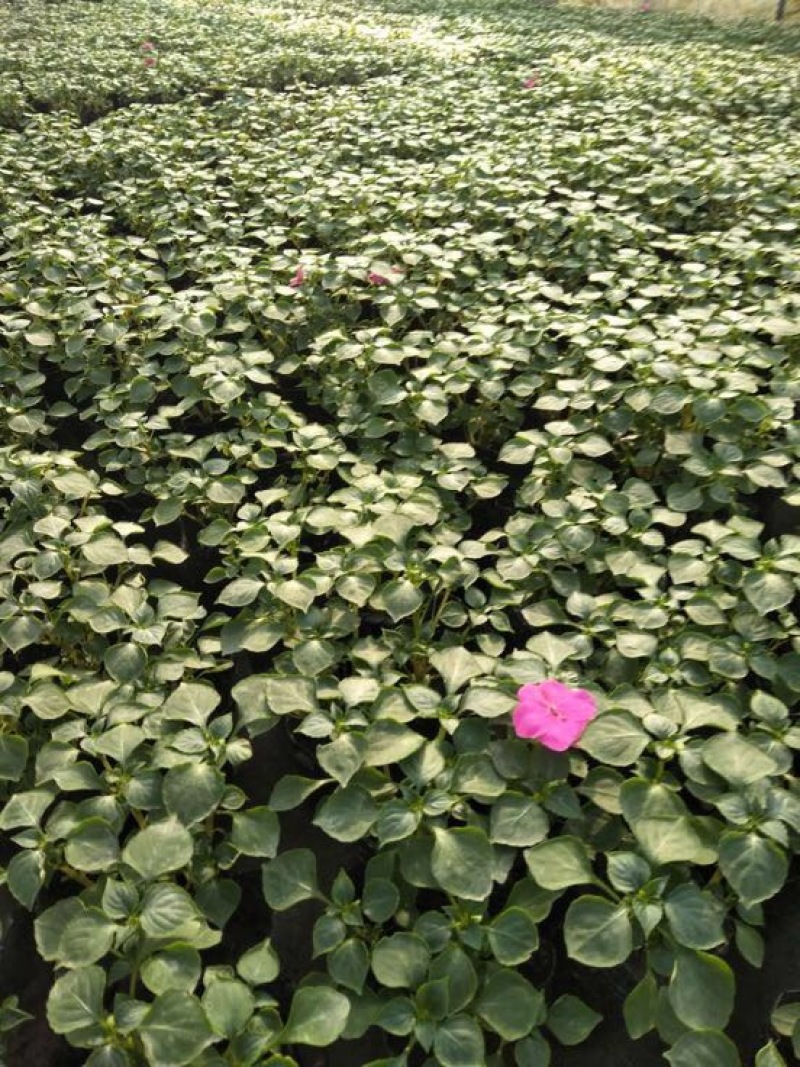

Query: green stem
[[59, 864, 93, 889]]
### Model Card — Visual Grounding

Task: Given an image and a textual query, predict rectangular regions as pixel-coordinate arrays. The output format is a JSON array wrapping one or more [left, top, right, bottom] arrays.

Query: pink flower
[[512, 680, 597, 752], [289, 267, 305, 288], [140, 40, 156, 51], [143, 56, 157, 67], [522, 73, 540, 89], [368, 271, 390, 285]]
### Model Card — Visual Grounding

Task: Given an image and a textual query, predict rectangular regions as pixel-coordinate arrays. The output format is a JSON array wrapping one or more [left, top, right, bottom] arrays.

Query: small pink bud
[[141, 40, 156, 51], [143, 56, 157, 67], [368, 271, 389, 286], [523, 73, 540, 89], [289, 267, 305, 288]]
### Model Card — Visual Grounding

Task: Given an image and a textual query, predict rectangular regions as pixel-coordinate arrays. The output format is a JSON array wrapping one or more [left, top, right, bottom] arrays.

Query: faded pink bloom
[[512, 680, 597, 751], [639, 1, 652, 10], [368, 271, 390, 285], [141, 40, 156, 51], [143, 56, 157, 67], [289, 267, 305, 288], [523, 72, 540, 89]]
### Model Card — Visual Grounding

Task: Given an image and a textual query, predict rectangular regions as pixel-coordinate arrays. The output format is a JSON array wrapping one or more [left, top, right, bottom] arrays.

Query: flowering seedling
[[0, 1, 798, 1066]]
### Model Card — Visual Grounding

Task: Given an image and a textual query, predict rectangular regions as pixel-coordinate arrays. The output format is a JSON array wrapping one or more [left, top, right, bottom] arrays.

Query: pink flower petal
[[512, 679, 597, 752], [289, 267, 305, 288], [368, 271, 389, 286]]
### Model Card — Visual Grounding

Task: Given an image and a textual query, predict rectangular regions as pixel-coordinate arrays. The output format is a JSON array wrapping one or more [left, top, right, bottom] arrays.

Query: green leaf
[[668, 950, 735, 1031], [526, 632, 578, 669], [57, 908, 116, 967], [564, 896, 633, 968], [546, 994, 601, 1045], [734, 920, 764, 967], [162, 683, 220, 726], [771, 1000, 800, 1037], [282, 986, 350, 1046], [262, 849, 319, 910], [163, 764, 226, 826], [237, 938, 280, 985], [490, 795, 549, 847], [416, 978, 449, 1021], [335, 574, 376, 606], [0, 616, 44, 653], [275, 578, 316, 613], [372, 933, 430, 989], [718, 832, 788, 904], [202, 979, 255, 1039], [428, 943, 478, 1013], [7, 849, 45, 908], [0, 735, 28, 781], [264, 676, 317, 715], [141, 946, 202, 995], [364, 721, 424, 766], [606, 852, 651, 893], [0, 788, 54, 830], [317, 734, 366, 785], [139, 992, 214, 1066], [524, 836, 594, 890], [93, 725, 145, 767], [363, 878, 399, 923], [83, 534, 128, 566], [35, 899, 83, 960], [665, 1030, 740, 1067], [431, 826, 494, 901], [515, 1032, 552, 1067], [476, 969, 545, 1040], [217, 578, 263, 607], [702, 734, 779, 787], [433, 1015, 485, 1067], [122, 819, 194, 880], [25, 329, 56, 347], [314, 784, 377, 843], [624, 973, 658, 1040], [313, 915, 347, 957], [46, 966, 105, 1034], [104, 643, 147, 684], [743, 571, 795, 614], [22, 683, 70, 720], [140, 884, 199, 939], [376, 579, 424, 622], [329, 938, 370, 993], [231, 807, 280, 858], [664, 884, 725, 949], [195, 879, 241, 929], [579, 712, 649, 766], [621, 780, 716, 866], [487, 907, 540, 965], [755, 1042, 788, 1067], [429, 648, 484, 693]]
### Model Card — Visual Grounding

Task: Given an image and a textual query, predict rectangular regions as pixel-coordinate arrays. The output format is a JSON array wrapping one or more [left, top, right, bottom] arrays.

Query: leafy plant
[[1, 0, 799, 1064]]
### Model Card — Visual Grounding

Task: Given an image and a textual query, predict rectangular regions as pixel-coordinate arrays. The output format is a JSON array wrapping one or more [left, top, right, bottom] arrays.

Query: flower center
[[546, 700, 566, 720]]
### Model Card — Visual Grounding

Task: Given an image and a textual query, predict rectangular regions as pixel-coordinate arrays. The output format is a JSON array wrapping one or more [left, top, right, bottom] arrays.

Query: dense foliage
[[1, 0, 799, 1064]]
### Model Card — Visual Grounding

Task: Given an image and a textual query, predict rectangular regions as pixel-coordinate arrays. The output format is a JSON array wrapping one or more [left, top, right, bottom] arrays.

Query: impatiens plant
[[0, 0, 799, 1064]]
